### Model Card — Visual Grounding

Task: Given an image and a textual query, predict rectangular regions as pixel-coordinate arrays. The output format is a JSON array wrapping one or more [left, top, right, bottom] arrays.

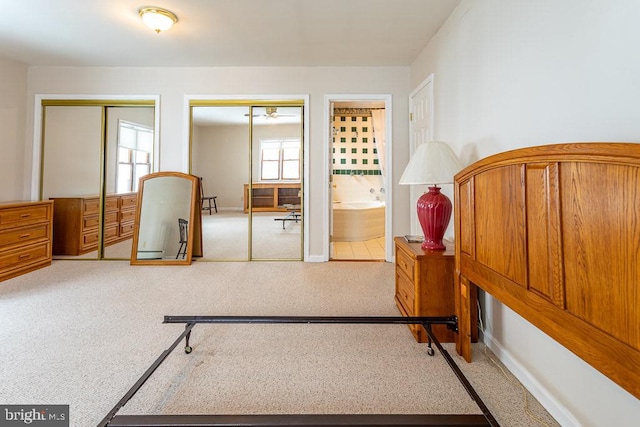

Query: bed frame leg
[[423, 323, 435, 356], [184, 324, 193, 354]]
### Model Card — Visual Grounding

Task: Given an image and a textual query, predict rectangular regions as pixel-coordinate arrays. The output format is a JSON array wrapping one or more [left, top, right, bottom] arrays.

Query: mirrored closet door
[[190, 100, 303, 261], [40, 101, 155, 260]]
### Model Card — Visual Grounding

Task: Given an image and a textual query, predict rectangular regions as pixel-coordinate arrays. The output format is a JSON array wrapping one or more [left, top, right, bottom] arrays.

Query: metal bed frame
[[98, 315, 498, 427]]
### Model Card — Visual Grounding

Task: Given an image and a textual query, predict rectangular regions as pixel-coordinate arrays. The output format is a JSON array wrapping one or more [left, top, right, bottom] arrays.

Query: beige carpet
[[0, 260, 558, 427], [201, 211, 302, 260]]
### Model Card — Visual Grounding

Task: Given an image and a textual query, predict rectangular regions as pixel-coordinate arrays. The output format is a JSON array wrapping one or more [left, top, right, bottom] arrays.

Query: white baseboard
[[482, 331, 581, 427]]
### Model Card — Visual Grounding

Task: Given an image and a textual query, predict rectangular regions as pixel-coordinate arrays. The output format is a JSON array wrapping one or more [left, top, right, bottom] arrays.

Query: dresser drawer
[[0, 224, 50, 250], [0, 205, 51, 230], [119, 221, 135, 237], [119, 209, 136, 223], [395, 270, 415, 315], [82, 230, 99, 248], [396, 246, 415, 282], [104, 225, 119, 243], [83, 198, 100, 215], [120, 194, 138, 209], [0, 242, 50, 273], [104, 211, 119, 225], [83, 215, 100, 231], [105, 196, 119, 212]]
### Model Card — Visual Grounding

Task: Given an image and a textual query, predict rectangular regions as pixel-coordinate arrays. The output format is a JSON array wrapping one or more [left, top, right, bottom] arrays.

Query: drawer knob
[[20, 234, 31, 239], [19, 254, 31, 260], [20, 213, 31, 218]]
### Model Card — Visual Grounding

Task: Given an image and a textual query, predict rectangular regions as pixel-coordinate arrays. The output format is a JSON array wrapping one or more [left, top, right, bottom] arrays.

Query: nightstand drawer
[[394, 236, 455, 343], [396, 246, 415, 282], [395, 270, 415, 315]]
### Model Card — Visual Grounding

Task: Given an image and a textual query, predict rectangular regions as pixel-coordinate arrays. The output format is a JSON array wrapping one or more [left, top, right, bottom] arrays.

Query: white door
[[408, 75, 434, 235]]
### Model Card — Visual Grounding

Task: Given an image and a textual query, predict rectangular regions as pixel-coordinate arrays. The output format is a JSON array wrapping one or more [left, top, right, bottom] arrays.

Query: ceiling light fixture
[[138, 7, 178, 33]]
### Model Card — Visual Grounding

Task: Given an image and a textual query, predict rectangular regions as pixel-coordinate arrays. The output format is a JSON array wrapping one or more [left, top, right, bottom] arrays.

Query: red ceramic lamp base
[[416, 186, 452, 251]]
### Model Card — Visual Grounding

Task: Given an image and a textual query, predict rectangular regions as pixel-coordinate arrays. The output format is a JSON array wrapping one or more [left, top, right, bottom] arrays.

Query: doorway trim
[[408, 74, 434, 235], [323, 94, 393, 262]]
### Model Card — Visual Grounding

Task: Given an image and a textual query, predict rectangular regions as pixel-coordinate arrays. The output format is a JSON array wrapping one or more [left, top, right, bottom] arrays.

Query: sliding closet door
[[41, 102, 155, 260], [250, 106, 303, 260], [103, 107, 155, 258], [190, 101, 303, 261], [191, 105, 250, 260], [42, 106, 102, 260]]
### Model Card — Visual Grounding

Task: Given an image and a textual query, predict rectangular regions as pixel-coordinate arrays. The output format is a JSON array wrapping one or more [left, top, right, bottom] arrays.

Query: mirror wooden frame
[[130, 172, 202, 265]]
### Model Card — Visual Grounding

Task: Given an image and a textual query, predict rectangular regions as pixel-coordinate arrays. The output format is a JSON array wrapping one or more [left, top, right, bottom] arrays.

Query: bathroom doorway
[[326, 95, 392, 262]]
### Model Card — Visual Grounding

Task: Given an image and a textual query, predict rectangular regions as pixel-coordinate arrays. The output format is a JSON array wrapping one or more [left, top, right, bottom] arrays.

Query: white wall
[[0, 58, 28, 201], [411, 0, 640, 425], [23, 66, 412, 260]]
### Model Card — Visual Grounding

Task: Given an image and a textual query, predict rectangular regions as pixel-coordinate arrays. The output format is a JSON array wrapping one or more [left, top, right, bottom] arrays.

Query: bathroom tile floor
[[331, 237, 385, 261]]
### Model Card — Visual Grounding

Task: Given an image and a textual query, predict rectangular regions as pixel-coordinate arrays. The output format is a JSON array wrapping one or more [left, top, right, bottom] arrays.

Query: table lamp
[[399, 141, 461, 250]]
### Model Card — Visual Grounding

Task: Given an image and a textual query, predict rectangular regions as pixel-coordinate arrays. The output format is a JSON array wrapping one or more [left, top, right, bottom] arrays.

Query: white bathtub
[[332, 201, 385, 242]]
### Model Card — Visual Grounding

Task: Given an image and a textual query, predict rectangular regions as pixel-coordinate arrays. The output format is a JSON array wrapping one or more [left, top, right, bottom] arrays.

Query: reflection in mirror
[[250, 106, 303, 260], [42, 103, 155, 260], [103, 108, 155, 259], [131, 172, 200, 265], [190, 104, 303, 260], [44, 106, 102, 259]]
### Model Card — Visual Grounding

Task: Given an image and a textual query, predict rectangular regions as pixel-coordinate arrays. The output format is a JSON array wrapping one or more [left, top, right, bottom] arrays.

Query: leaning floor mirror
[[130, 172, 202, 265]]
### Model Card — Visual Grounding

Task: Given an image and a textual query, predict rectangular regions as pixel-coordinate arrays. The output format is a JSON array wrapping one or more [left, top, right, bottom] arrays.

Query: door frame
[[408, 75, 435, 235], [323, 94, 393, 262], [185, 94, 310, 261]]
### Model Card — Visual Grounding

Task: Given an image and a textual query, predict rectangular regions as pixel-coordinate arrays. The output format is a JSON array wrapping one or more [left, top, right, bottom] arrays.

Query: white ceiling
[[0, 0, 460, 67]]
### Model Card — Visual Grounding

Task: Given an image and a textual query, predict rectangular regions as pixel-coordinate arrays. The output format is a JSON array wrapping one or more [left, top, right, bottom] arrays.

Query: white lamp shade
[[399, 141, 461, 185]]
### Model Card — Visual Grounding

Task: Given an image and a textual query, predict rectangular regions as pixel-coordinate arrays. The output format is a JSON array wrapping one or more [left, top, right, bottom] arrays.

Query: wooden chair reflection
[[176, 218, 188, 259], [199, 177, 217, 215]]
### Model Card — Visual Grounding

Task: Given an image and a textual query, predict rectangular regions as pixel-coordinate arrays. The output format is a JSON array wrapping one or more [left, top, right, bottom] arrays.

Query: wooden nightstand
[[394, 236, 455, 343]]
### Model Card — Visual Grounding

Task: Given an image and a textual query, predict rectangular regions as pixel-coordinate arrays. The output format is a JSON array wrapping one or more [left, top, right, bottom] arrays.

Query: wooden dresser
[[50, 193, 137, 256], [243, 183, 301, 213], [394, 236, 456, 343], [0, 200, 53, 282]]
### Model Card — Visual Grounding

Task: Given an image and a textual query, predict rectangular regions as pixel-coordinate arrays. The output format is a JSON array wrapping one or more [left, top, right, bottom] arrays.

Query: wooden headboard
[[453, 142, 640, 399]]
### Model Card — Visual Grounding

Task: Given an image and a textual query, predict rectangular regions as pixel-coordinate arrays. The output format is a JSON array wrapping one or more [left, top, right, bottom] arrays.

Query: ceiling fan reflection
[[244, 107, 296, 119]]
